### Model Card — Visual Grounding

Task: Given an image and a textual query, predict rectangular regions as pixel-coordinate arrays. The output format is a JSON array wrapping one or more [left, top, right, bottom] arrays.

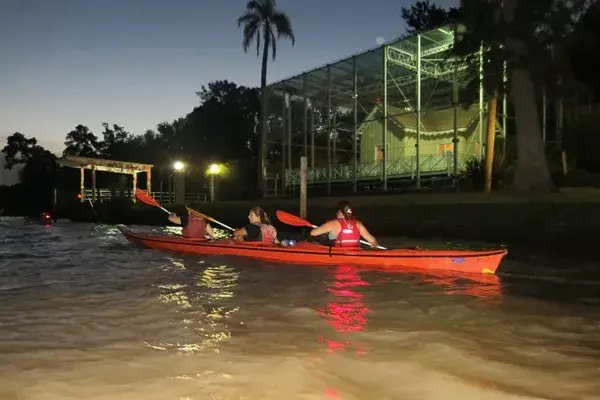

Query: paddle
[[186, 206, 235, 232], [135, 189, 170, 214], [276, 210, 387, 249]]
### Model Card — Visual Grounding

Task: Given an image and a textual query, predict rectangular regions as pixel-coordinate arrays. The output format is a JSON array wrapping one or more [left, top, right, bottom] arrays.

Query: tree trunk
[[509, 68, 554, 193], [503, 0, 554, 193], [484, 95, 498, 193], [258, 30, 270, 198]]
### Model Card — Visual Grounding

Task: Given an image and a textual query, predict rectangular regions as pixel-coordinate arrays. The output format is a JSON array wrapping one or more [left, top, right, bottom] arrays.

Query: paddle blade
[[135, 189, 161, 208], [276, 210, 315, 228]]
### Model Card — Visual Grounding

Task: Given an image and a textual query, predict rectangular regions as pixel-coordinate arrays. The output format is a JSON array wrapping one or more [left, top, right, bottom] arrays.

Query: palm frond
[[271, 11, 295, 45], [246, 0, 266, 15], [242, 20, 260, 53], [237, 12, 256, 27], [269, 29, 277, 61], [255, 27, 261, 57], [262, 0, 275, 17]]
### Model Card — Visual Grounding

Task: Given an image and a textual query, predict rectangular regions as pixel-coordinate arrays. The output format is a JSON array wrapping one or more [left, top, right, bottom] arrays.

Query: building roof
[[57, 155, 153, 174], [266, 25, 465, 108]]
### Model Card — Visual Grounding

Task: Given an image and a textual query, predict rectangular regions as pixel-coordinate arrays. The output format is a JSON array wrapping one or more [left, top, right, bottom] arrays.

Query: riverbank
[[190, 188, 600, 257], [65, 188, 600, 257]]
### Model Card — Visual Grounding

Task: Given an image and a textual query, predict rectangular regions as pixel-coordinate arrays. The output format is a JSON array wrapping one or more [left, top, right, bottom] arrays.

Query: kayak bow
[[118, 226, 507, 275]]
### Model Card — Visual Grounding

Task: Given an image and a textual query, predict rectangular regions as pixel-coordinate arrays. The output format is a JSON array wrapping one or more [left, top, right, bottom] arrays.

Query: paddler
[[234, 206, 279, 244], [310, 201, 378, 248], [168, 207, 216, 239]]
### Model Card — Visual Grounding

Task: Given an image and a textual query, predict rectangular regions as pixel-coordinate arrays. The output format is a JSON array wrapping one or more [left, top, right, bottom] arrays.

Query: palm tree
[[237, 0, 295, 196]]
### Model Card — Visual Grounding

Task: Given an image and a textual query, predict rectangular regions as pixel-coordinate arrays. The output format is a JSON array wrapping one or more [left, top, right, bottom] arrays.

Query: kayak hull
[[118, 226, 507, 275]]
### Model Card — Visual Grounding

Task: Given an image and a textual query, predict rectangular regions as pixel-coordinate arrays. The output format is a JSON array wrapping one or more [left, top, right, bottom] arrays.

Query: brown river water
[[0, 217, 599, 400]]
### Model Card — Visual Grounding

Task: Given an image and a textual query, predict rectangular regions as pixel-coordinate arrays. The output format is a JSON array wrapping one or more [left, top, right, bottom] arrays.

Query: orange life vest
[[182, 214, 206, 238], [335, 219, 361, 247]]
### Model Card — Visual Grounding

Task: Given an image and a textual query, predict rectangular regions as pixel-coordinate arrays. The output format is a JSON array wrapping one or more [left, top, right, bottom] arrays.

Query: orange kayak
[[118, 226, 507, 275]]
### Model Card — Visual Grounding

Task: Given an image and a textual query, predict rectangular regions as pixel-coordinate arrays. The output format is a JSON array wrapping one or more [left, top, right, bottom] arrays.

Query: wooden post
[[79, 166, 85, 202], [132, 171, 137, 203], [174, 172, 185, 204], [300, 156, 307, 218], [52, 188, 58, 217], [91, 166, 97, 202], [146, 166, 152, 193], [484, 96, 498, 193]]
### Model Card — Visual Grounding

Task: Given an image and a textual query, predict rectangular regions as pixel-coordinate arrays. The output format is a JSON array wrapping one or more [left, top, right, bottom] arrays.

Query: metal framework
[[264, 25, 507, 195]]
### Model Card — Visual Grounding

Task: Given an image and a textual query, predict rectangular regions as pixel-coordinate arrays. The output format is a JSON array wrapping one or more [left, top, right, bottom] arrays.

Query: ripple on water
[[0, 221, 599, 399]]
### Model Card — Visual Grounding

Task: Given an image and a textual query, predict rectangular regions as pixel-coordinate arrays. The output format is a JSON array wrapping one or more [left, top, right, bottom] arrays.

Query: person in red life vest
[[310, 201, 378, 248], [168, 209, 216, 239], [233, 206, 279, 244]]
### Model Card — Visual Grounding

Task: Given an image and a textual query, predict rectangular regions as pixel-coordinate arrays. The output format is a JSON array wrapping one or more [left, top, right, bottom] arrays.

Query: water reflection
[[420, 271, 502, 300], [150, 261, 239, 355], [317, 265, 370, 354]]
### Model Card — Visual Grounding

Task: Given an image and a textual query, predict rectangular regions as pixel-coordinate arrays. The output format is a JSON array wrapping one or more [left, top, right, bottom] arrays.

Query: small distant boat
[[25, 212, 55, 225]]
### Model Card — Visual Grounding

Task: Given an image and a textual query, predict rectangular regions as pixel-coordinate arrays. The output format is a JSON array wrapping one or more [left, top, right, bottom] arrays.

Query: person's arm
[[205, 223, 216, 239], [310, 221, 333, 237], [357, 221, 378, 248], [168, 214, 182, 225], [234, 227, 247, 241]]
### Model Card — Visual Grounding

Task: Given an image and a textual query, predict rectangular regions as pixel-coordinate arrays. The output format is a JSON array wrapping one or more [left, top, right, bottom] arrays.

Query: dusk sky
[[1, 0, 457, 154]]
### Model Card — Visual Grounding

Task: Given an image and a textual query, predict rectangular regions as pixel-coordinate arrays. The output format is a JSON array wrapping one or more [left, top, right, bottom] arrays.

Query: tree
[[407, 0, 591, 193], [63, 124, 100, 157], [99, 123, 131, 159], [569, 1, 600, 100], [473, 0, 588, 193], [1, 132, 40, 169], [401, 0, 459, 33], [19, 146, 57, 188], [1, 133, 58, 214], [237, 0, 295, 196], [192, 80, 260, 162]]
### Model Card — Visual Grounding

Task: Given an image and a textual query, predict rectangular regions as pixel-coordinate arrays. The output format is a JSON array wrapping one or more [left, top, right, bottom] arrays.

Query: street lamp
[[173, 161, 184, 172], [206, 163, 221, 202]]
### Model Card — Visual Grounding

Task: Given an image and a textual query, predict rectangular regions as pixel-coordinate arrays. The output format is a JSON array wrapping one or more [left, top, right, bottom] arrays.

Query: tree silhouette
[[1, 133, 58, 214], [238, 0, 295, 195], [401, 0, 459, 33], [1, 132, 40, 169], [63, 125, 100, 157]]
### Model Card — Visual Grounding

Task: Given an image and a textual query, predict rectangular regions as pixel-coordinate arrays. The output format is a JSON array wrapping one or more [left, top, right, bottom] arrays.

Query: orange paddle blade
[[135, 189, 161, 208], [276, 210, 316, 228]]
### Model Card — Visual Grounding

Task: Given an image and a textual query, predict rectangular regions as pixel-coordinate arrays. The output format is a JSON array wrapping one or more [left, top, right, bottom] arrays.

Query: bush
[[459, 155, 511, 191]]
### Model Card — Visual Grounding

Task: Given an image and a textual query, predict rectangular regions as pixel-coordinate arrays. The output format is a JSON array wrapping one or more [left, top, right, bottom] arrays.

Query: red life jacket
[[259, 224, 277, 244], [182, 214, 206, 238], [335, 219, 361, 247]]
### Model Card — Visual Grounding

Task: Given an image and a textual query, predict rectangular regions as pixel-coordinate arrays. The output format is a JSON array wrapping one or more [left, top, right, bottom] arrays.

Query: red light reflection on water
[[324, 387, 341, 398], [316, 266, 370, 399], [316, 265, 370, 353]]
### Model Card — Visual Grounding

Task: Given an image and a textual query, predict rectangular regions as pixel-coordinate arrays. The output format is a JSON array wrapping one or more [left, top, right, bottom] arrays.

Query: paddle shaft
[[206, 218, 234, 232], [186, 207, 235, 232]]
